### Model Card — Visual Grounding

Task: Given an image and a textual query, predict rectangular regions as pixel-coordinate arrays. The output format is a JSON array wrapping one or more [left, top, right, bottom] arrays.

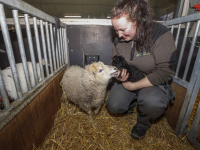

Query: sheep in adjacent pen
[[60, 61, 118, 121], [0, 62, 42, 101]]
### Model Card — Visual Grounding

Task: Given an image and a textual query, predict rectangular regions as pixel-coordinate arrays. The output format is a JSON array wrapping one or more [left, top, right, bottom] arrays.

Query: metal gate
[[163, 12, 200, 148], [0, 0, 69, 130]]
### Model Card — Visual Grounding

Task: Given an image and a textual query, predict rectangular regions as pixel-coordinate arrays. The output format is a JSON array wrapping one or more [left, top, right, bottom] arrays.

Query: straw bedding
[[33, 91, 197, 150]]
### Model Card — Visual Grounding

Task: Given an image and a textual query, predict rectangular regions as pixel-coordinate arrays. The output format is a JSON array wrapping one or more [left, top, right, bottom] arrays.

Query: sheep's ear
[[86, 63, 96, 76]]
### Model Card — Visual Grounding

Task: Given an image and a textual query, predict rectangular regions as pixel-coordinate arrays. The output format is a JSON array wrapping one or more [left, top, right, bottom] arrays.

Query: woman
[[106, 0, 177, 140]]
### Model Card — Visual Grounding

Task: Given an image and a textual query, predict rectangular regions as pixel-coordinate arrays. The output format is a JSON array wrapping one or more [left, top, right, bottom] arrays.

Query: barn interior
[[0, 0, 200, 149]]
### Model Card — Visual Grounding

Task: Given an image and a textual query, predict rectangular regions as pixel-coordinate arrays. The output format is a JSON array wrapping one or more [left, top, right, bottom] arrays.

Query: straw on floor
[[33, 91, 197, 150]]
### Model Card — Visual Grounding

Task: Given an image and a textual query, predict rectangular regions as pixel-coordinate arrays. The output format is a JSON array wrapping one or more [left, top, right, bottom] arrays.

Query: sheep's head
[[85, 61, 118, 83], [112, 55, 128, 70]]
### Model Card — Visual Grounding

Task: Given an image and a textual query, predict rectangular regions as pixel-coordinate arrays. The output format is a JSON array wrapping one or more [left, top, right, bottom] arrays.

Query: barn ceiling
[[21, 0, 179, 20]]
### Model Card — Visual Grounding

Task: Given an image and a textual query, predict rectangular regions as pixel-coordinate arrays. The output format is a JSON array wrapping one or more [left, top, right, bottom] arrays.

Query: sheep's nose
[[114, 67, 118, 70]]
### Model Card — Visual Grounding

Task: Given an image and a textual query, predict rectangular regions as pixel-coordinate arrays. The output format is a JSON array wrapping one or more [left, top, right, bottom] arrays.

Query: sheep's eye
[[99, 69, 103, 73]]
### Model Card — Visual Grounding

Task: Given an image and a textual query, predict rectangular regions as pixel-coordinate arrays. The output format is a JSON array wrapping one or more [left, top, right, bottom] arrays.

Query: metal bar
[[40, 20, 49, 77], [183, 20, 200, 81], [175, 38, 200, 136], [59, 27, 64, 65], [171, 25, 174, 34], [188, 82, 200, 148], [181, 70, 200, 138], [0, 4, 22, 99], [0, 0, 55, 23], [49, 23, 56, 71], [175, 0, 185, 18], [64, 26, 70, 66], [172, 77, 188, 88], [63, 28, 66, 64], [24, 14, 38, 85], [45, 22, 53, 74], [175, 22, 191, 77], [53, 27, 59, 69], [175, 24, 182, 47], [163, 11, 200, 26], [0, 68, 10, 110], [33, 17, 44, 81], [12, 9, 32, 91], [57, 28, 62, 68], [63, 27, 67, 65]]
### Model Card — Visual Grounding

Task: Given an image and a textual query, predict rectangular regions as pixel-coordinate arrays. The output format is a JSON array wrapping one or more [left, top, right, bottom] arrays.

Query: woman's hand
[[116, 69, 129, 82]]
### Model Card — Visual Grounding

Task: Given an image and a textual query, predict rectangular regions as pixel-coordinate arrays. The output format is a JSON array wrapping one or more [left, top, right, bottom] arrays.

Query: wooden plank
[[15, 105, 39, 150], [53, 79, 61, 111], [0, 118, 25, 150], [29, 95, 46, 147], [47, 82, 57, 117], [39, 88, 54, 136], [165, 82, 187, 129], [9, 118, 26, 150], [53, 78, 61, 110]]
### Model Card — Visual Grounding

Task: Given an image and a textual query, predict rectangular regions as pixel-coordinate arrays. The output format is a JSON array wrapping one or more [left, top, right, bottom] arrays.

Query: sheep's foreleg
[[65, 100, 69, 114], [88, 110, 93, 122], [93, 105, 101, 115]]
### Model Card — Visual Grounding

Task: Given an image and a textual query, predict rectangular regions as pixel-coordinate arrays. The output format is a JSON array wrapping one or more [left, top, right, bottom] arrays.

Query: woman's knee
[[137, 87, 168, 115], [138, 98, 166, 114], [106, 99, 128, 113]]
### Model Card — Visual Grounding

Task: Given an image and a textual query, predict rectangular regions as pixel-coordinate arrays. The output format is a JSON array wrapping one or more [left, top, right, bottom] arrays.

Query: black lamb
[[112, 55, 144, 82]]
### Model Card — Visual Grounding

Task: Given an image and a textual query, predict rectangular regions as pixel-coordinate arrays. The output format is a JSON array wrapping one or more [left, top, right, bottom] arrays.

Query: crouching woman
[[106, 0, 177, 140]]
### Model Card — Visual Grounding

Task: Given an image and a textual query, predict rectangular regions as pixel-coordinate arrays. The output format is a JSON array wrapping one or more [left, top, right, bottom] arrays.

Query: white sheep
[[60, 61, 118, 121], [0, 62, 42, 100]]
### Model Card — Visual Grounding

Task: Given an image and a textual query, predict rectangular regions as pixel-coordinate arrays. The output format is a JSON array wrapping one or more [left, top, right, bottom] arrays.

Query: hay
[[34, 91, 197, 150]]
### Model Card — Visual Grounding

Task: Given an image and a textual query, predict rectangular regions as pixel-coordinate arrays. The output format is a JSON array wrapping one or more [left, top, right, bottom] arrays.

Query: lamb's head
[[112, 55, 128, 69], [85, 61, 118, 83]]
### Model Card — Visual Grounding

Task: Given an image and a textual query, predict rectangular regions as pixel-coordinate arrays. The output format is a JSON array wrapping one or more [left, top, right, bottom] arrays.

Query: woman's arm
[[116, 69, 153, 91]]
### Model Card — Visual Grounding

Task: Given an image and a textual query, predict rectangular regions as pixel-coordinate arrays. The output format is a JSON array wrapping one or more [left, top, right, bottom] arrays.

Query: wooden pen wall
[[0, 70, 65, 150]]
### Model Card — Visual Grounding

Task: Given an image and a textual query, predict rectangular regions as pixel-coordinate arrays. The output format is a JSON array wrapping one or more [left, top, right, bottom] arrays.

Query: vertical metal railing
[[183, 20, 200, 82], [12, 9, 32, 91], [33, 17, 45, 81], [53, 27, 60, 69], [163, 12, 200, 143], [175, 24, 181, 47], [24, 14, 39, 85], [45, 22, 53, 75], [57, 28, 62, 68], [50, 23, 57, 72], [0, 0, 68, 111], [40, 20, 49, 77], [175, 22, 191, 78], [64, 26, 70, 66], [0, 4, 23, 99]]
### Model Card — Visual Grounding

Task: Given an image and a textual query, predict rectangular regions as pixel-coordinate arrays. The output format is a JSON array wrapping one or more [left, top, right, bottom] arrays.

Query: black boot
[[131, 123, 149, 140]]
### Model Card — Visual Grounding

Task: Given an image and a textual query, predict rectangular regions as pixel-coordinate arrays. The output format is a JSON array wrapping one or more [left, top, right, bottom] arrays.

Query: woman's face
[[112, 14, 137, 41]]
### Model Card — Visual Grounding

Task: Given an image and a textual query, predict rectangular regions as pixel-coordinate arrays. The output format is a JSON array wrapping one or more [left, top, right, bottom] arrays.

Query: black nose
[[114, 67, 117, 70]]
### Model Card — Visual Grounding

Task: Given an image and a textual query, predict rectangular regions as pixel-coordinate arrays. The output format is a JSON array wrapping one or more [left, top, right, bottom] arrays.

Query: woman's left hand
[[116, 69, 129, 82]]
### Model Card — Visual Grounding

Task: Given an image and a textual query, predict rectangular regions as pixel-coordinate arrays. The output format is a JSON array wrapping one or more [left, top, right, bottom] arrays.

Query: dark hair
[[110, 0, 154, 53]]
